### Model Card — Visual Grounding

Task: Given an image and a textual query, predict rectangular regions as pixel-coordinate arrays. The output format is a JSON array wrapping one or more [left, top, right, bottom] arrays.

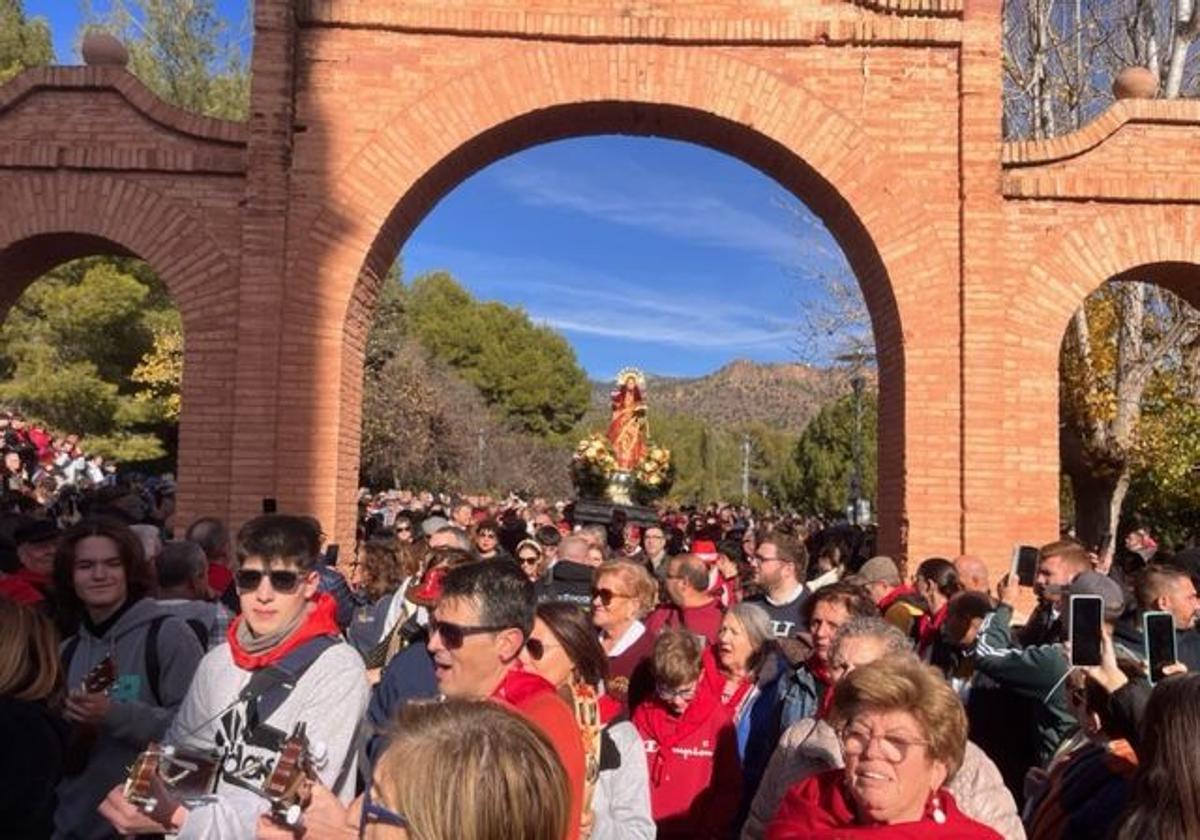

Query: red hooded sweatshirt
[[632, 650, 742, 840], [767, 769, 1002, 840]]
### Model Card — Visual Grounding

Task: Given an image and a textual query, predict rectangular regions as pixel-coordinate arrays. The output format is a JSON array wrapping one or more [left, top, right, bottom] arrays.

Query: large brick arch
[[288, 44, 963, 559], [0, 173, 240, 523], [985, 204, 1200, 549]]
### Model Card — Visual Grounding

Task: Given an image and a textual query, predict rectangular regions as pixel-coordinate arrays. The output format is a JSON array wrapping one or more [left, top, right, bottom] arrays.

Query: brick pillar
[[228, 0, 296, 530], [960, 1, 1058, 582]]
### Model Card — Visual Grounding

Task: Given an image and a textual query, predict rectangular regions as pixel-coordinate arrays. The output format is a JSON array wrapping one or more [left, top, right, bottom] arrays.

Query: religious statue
[[606, 368, 648, 470]]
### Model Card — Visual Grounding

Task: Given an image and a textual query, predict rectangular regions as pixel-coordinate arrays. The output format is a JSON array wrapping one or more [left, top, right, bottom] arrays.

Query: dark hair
[[1117, 674, 1200, 840], [155, 540, 207, 589], [915, 557, 963, 599], [184, 517, 229, 561], [440, 561, 535, 637], [801, 580, 879, 626], [759, 533, 809, 578], [236, 514, 321, 572], [474, 519, 500, 537], [946, 590, 992, 622], [53, 516, 153, 614], [361, 540, 404, 602], [534, 602, 608, 687], [534, 525, 561, 547], [1135, 565, 1191, 613], [671, 554, 709, 591]]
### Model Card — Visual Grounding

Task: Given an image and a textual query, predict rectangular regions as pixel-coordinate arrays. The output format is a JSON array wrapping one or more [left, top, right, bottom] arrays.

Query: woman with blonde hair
[[259, 699, 571, 840], [0, 598, 69, 837], [592, 559, 658, 709], [766, 657, 1001, 839]]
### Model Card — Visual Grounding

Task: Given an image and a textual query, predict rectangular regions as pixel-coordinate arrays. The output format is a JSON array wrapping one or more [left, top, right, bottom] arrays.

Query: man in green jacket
[[974, 570, 1124, 769]]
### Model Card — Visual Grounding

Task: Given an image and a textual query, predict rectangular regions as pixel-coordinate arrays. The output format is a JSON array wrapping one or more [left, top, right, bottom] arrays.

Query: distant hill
[[586, 359, 840, 434]]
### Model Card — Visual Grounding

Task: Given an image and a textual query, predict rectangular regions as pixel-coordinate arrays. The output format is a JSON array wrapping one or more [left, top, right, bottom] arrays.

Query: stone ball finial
[[1113, 66, 1158, 100], [81, 32, 129, 68]]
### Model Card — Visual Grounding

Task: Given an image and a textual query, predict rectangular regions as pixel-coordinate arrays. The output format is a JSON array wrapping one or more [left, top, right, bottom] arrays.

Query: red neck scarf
[[227, 592, 340, 671], [877, 583, 919, 613], [917, 603, 949, 654], [808, 654, 837, 718]]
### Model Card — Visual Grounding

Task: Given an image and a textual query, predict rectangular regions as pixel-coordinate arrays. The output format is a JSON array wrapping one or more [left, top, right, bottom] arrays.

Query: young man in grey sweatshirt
[[98, 515, 369, 838], [53, 519, 205, 840]]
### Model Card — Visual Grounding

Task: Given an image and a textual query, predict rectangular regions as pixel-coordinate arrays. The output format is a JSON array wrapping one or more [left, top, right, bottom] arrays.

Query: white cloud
[[493, 160, 843, 267], [401, 245, 803, 353]]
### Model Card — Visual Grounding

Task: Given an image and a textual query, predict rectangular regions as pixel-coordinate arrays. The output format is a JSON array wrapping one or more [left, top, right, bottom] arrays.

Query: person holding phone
[[1017, 541, 1092, 648], [972, 571, 1123, 775], [1113, 565, 1200, 671]]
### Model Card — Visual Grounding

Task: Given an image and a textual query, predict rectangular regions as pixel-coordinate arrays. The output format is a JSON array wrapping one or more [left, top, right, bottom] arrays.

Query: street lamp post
[[836, 350, 875, 527], [850, 373, 864, 526]]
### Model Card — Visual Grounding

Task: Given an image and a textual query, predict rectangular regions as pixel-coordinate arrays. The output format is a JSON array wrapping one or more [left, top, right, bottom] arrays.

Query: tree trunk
[[1069, 465, 1128, 549], [1162, 0, 1197, 98]]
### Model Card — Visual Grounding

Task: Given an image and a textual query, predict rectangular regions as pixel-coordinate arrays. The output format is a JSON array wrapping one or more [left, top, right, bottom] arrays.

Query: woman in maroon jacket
[[632, 628, 741, 840]]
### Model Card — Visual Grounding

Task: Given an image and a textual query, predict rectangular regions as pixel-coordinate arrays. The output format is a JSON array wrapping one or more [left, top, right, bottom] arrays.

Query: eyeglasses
[[525, 637, 562, 661], [754, 553, 782, 565], [428, 617, 514, 650], [656, 682, 698, 702], [518, 554, 541, 566], [234, 568, 303, 594], [838, 722, 929, 763], [591, 587, 632, 607], [359, 783, 408, 837], [395, 525, 412, 533]]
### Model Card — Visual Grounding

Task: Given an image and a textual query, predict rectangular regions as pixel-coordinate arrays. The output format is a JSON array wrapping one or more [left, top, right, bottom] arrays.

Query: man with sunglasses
[[429, 560, 586, 839], [99, 514, 369, 838]]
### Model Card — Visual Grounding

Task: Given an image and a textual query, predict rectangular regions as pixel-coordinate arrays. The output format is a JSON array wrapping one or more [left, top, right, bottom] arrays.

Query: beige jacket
[[741, 718, 1026, 840]]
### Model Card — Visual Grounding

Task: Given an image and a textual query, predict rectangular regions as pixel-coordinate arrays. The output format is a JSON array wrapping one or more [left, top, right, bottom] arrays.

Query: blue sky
[[27, 1, 855, 379]]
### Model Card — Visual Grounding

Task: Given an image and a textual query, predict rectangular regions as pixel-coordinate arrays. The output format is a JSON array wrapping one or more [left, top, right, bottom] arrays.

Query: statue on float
[[607, 368, 648, 470], [572, 368, 672, 507]]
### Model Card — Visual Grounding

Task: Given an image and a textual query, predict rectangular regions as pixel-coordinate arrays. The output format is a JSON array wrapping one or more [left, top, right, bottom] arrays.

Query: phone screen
[[1145, 611, 1177, 685], [1070, 595, 1104, 667], [1011, 544, 1040, 587], [262, 497, 277, 514], [325, 543, 340, 567]]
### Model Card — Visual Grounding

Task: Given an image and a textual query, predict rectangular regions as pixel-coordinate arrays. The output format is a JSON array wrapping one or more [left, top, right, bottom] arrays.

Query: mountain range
[[587, 359, 840, 434]]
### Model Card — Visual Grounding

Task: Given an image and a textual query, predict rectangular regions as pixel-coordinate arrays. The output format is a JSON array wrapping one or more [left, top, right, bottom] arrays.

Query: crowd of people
[[3, 478, 1200, 839]]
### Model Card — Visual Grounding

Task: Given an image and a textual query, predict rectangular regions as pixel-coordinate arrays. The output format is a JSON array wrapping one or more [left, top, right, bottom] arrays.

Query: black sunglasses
[[525, 637, 559, 661], [518, 554, 540, 566], [591, 587, 631, 607], [234, 568, 303, 594], [428, 617, 514, 650]]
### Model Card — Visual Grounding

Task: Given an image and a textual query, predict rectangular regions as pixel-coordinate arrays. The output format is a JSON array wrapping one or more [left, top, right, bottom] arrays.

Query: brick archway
[[0, 173, 240, 523], [287, 44, 963, 558]]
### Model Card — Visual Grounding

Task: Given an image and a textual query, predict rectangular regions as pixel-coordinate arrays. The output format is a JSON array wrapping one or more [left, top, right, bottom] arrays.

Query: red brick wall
[[0, 0, 1197, 586]]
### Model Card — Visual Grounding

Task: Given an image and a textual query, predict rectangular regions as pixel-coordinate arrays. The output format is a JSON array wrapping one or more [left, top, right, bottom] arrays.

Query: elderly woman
[[766, 656, 1003, 839], [712, 602, 786, 807], [745, 618, 1021, 840], [592, 559, 658, 709], [520, 602, 655, 840]]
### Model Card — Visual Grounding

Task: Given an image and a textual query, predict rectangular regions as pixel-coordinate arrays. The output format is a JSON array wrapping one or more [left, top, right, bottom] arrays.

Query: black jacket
[[0, 696, 69, 839], [535, 560, 594, 609]]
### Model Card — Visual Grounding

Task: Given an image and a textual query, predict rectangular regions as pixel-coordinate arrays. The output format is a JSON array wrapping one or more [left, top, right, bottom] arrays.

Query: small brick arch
[[289, 43, 963, 555], [0, 173, 240, 524]]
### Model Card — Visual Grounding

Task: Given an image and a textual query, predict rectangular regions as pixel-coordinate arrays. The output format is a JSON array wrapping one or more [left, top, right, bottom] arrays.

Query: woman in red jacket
[[767, 657, 1001, 840], [632, 627, 741, 840]]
